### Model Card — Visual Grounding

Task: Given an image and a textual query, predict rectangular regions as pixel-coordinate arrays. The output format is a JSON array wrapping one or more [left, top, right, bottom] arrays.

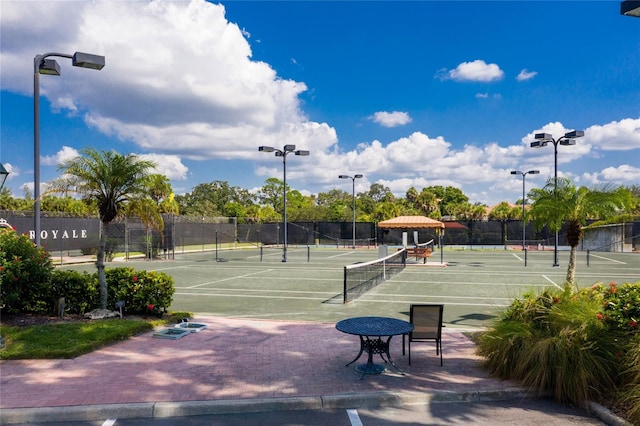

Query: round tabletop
[[336, 316, 413, 337]]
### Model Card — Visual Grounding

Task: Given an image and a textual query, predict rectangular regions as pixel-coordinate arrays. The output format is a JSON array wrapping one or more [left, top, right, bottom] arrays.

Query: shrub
[[478, 287, 622, 405], [585, 281, 640, 332], [618, 334, 640, 425], [50, 269, 99, 315], [103, 267, 175, 315], [0, 229, 53, 313]]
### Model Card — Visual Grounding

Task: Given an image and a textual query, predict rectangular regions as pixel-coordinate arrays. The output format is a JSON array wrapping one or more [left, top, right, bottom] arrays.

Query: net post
[[587, 249, 590, 267], [260, 245, 263, 262], [307, 246, 310, 263], [343, 266, 348, 304], [524, 248, 527, 267]]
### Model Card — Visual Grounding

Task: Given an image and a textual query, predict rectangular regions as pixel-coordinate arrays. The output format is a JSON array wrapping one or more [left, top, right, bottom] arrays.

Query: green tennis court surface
[[62, 247, 640, 329]]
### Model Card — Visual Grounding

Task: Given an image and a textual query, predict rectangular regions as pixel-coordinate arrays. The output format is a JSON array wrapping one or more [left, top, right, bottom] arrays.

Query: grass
[[0, 311, 192, 360]]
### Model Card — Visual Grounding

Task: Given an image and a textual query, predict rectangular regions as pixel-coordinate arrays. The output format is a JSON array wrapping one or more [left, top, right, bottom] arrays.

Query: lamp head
[[72, 52, 105, 70], [530, 141, 547, 148], [510, 171, 520, 175], [39, 59, 61, 76], [621, 0, 640, 16], [284, 144, 296, 152], [258, 146, 275, 152], [528, 170, 540, 175], [354, 174, 363, 179], [339, 175, 349, 179], [560, 139, 576, 146], [535, 133, 552, 140], [0, 163, 9, 190], [564, 130, 584, 139], [294, 150, 309, 156]]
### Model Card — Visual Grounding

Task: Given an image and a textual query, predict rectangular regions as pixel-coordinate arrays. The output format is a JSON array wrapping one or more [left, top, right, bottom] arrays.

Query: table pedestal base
[[355, 363, 386, 376]]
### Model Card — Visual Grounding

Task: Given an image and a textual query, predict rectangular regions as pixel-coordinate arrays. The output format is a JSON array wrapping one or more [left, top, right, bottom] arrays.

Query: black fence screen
[[1, 210, 637, 264]]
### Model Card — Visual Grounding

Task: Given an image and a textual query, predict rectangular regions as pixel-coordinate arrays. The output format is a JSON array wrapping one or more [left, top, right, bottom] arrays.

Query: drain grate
[[152, 328, 191, 339], [174, 322, 208, 332]]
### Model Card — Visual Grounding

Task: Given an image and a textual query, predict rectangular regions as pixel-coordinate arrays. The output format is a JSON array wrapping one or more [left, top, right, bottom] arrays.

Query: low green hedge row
[[1, 228, 175, 315]]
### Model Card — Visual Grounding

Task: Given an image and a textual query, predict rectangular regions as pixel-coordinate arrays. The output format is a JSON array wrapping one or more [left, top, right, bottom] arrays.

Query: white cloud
[[476, 93, 489, 99], [437, 59, 504, 82], [584, 117, 640, 151], [369, 111, 412, 127], [516, 69, 537, 81], [1, 0, 336, 161], [41, 146, 81, 166], [139, 154, 189, 181]]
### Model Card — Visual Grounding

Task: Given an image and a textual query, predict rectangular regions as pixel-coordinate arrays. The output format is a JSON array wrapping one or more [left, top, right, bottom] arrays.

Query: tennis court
[[62, 247, 640, 329]]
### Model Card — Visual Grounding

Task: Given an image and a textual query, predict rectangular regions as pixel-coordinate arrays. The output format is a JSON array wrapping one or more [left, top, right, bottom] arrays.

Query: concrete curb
[[588, 401, 634, 426], [0, 388, 547, 424]]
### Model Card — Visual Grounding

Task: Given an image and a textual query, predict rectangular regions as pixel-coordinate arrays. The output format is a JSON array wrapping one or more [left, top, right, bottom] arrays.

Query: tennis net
[[343, 248, 407, 303]]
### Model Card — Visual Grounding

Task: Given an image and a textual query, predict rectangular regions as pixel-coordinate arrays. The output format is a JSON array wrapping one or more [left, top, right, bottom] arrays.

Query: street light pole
[[339, 174, 363, 249], [259, 145, 309, 262], [530, 130, 584, 266], [510, 169, 539, 251], [33, 51, 105, 247]]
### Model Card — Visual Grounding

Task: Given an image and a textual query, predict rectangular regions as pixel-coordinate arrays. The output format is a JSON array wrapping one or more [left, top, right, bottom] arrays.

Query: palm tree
[[51, 148, 155, 309], [528, 177, 631, 288]]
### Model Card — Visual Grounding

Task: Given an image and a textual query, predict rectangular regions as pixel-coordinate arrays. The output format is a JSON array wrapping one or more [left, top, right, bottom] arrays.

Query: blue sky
[[1, 0, 639, 207]]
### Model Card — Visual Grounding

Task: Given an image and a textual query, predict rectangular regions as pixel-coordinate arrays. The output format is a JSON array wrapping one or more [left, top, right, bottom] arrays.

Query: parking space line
[[347, 409, 363, 426]]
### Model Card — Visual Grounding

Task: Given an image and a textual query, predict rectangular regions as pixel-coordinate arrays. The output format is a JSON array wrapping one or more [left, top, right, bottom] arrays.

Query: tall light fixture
[[34, 51, 105, 247], [621, 1, 640, 16], [258, 144, 309, 262], [510, 169, 539, 251], [0, 163, 9, 191], [530, 129, 584, 266], [339, 174, 363, 249]]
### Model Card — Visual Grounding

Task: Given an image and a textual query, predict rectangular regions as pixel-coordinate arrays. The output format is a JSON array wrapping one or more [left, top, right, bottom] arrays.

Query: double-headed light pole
[[258, 145, 309, 262], [339, 174, 363, 249], [510, 169, 539, 251], [530, 129, 584, 266], [34, 51, 105, 247]]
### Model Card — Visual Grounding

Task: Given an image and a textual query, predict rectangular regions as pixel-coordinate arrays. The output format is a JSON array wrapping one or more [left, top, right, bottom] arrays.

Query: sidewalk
[[0, 316, 622, 424]]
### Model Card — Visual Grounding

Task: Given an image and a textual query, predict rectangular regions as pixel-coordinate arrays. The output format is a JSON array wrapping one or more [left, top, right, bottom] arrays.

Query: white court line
[[347, 409, 363, 426], [589, 253, 627, 264], [174, 291, 511, 307], [102, 420, 117, 426], [542, 274, 563, 290], [186, 270, 274, 288], [512, 253, 523, 262], [328, 251, 358, 259]]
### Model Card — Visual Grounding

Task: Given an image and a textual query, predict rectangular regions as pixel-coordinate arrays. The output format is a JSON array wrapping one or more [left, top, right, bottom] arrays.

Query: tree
[[489, 202, 519, 246], [529, 177, 631, 287], [51, 148, 155, 309]]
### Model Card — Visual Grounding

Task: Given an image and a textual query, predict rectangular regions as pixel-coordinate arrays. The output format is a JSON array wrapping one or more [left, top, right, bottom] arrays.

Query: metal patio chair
[[406, 304, 444, 366]]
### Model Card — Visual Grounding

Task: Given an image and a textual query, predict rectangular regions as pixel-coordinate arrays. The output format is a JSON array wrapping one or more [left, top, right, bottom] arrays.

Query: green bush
[[585, 281, 640, 332], [50, 269, 99, 314], [618, 334, 640, 425], [0, 229, 53, 313], [104, 267, 175, 315], [478, 286, 623, 405]]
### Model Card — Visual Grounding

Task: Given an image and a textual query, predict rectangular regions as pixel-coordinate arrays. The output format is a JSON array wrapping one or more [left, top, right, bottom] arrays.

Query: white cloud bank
[[1, 1, 638, 206], [1, 0, 338, 164]]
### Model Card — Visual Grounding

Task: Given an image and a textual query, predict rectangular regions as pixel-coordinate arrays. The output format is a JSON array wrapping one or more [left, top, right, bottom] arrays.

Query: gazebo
[[378, 215, 446, 264]]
